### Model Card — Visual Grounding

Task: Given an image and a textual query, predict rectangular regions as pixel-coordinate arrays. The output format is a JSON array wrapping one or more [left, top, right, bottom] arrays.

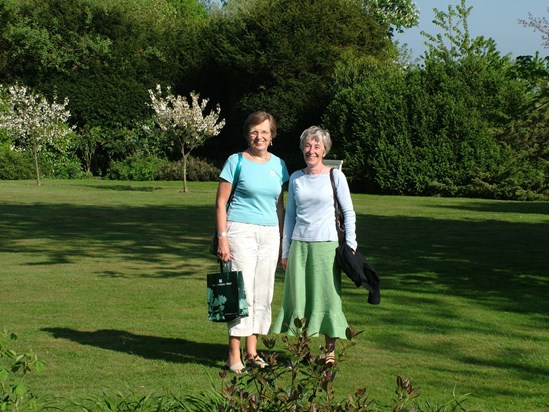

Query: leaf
[[14, 383, 27, 396], [0, 369, 9, 382], [34, 360, 46, 373]]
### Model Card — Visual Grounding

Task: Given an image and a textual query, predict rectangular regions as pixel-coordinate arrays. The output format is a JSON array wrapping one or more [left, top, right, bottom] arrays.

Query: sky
[[394, 0, 548, 60]]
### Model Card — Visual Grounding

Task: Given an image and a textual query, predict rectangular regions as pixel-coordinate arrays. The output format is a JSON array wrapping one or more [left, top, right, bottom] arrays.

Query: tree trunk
[[181, 145, 188, 193], [84, 147, 92, 174], [33, 144, 41, 186]]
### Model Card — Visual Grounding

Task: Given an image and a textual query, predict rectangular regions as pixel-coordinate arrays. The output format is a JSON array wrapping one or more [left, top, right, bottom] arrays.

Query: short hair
[[243, 111, 277, 139], [299, 126, 332, 156]]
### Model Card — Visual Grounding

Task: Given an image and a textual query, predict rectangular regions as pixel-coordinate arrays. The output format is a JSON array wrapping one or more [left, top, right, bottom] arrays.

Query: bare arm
[[215, 180, 232, 261], [276, 187, 285, 266]]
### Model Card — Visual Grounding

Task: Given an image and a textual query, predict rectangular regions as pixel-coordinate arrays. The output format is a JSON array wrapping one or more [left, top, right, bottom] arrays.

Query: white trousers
[[226, 221, 280, 336]]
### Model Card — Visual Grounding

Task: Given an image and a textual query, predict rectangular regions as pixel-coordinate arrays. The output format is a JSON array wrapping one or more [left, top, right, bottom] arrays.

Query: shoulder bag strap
[[329, 167, 339, 214], [330, 168, 346, 243], [226, 152, 243, 210]]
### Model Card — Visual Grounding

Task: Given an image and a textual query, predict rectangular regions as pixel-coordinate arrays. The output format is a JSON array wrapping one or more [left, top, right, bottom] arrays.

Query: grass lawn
[[1, 179, 548, 411]]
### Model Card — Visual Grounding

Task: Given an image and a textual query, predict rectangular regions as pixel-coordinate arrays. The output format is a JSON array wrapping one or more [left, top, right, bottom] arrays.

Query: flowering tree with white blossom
[[363, 0, 419, 32], [0, 84, 74, 185], [148, 85, 225, 192]]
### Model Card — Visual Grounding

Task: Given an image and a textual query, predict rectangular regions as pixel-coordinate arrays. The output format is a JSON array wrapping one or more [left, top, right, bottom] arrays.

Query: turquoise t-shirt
[[220, 153, 289, 226]]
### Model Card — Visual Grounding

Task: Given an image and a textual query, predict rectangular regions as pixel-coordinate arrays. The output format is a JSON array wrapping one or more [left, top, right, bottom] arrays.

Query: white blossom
[[148, 84, 225, 192], [364, 0, 419, 31], [0, 84, 75, 185]]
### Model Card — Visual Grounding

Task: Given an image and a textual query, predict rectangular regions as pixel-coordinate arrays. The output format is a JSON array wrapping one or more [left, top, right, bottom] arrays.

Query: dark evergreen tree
[[187, 0, 390, 169]]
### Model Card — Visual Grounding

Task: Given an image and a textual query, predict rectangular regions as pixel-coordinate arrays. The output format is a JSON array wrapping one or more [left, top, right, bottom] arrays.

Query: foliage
[[49, 71, 153, 130], [38, 148, 84, 180], [156, 156, 220, 182], [214, 319, 375, 411], [324, 56, 507, 197], [0, 146, 34, 180], [106, 155, 168, 181], [0, 324, 473, 412], [362, 0, 419, 33], [72, 390, 184, 412], [175, 318, 471, 412], [421, 0, 501, 62], [84, 124, 170, 178], [0, 330, 45, 411], [0, 0, 208, 131], [392, 377, 421, 412], [0, 0, 204, 84], [323, 1, 547, 200], [148, 85, 225, 192], [0, 83, 74, 185], [194, 0, 391, 167], [75, 126, 104, 175], [505, 54, 549, 191], [0, 0, 546, 198]]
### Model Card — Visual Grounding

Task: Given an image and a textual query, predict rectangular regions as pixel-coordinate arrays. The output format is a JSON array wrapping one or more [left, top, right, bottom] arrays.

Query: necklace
[[247, 149, 270, 161]]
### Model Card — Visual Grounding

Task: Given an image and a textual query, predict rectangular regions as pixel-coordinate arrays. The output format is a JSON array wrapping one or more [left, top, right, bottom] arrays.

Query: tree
[[220, 0, 419, 32], [421, 0, 502, 62], [192, 0, 390, 169], [322, 1, 547, 200], [148, 85, 225, 192], [361, 0, 419, 33], [0, 84, 74, 185], [519, 8, 549, 49], [0, 0, 208, 136]]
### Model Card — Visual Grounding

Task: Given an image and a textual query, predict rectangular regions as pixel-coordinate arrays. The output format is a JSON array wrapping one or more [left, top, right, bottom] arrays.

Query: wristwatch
[[218, 231, 228, 238]]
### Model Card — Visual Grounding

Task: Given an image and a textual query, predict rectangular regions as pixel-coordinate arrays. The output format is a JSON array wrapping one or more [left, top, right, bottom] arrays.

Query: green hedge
[[0, 147, 34, 180]]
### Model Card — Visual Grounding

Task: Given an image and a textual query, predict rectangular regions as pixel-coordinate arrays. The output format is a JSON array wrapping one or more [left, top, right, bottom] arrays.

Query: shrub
[[178, 319, 471, 412], [156, 156, 220, 182], [2, 325, 472, 411], [212, 320, 376, 411], [40, 153, 85, 180], [0, 147, 35, 180], [0, 330, 46, 411], [106, 155, 168, 181]]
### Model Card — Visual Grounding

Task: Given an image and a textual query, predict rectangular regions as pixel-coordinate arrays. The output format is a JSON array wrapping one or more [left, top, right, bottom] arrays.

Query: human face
[[248, 119, 272, 154], [303, 137, 325, 170]]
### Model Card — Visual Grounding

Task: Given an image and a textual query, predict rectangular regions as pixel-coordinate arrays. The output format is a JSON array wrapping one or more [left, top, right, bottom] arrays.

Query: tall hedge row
[[323, 52, 547, 199]]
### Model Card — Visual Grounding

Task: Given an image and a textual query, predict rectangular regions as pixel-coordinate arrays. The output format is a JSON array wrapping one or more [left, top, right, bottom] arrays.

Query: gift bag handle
[[220, 260, 232, 273]]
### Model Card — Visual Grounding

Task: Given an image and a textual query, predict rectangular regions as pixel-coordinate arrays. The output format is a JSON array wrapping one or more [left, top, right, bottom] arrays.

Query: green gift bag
[[207, 261, 249, 322]]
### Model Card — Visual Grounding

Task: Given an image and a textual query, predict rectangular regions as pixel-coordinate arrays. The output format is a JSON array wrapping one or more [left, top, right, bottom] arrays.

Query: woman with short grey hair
[[272, 125, 356, 365]]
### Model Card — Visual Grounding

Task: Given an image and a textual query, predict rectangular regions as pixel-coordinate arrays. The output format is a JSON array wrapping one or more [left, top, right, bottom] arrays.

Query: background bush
[[105, 155, 220, 182], [0, 0, 546, 199], [106, 155, 168, 181], [0, 147, 35, 179], [156, 156, 221, 182]]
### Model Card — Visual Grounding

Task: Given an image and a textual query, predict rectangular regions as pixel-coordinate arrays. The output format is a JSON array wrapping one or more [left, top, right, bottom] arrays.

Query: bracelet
[[218, 231, 228, 238]]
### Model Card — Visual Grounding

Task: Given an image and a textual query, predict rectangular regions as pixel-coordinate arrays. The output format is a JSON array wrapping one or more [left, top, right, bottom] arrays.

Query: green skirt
[[271, 240, 348, 339]]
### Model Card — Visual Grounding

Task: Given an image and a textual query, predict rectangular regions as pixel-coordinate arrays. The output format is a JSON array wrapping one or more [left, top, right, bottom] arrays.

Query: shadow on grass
[[2, 199, 548, 314], [435, 200, 549, 215], [335, 202, 549, 396], [42, 327, 225, 367], [82, 184, 164, 192], [0, 202, 215, 276], [351, 200, 549, 317]]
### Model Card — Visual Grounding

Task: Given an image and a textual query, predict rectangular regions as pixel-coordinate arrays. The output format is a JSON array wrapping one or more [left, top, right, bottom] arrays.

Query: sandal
[[225, 361, 246, 374], [246, 354, 268, 368], [324, 354, 336, 366]]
